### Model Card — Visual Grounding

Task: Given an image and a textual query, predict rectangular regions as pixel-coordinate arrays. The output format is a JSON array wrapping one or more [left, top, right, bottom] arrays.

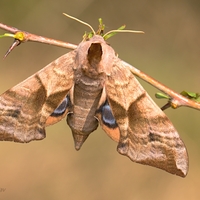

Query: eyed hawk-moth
[[0, 30, 188, 177]]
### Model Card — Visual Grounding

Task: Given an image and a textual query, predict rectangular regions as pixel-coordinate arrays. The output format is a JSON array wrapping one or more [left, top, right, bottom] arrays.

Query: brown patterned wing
[[0, 51, 75, 143], [105, 58, 188, 177]]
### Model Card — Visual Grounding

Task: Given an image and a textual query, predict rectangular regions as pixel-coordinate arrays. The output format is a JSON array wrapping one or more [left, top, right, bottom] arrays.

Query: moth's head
[[63, 13, 144, 75], [76, 34, 116, 76]]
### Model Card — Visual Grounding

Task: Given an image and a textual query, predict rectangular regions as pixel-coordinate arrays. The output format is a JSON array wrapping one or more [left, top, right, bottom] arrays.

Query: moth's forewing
[[104, 58, 188, 177], [0, 51, 75, 142]]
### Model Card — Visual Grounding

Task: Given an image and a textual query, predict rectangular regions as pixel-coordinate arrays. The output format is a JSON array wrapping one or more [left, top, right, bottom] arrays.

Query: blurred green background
[[0, 0, 200, 199]]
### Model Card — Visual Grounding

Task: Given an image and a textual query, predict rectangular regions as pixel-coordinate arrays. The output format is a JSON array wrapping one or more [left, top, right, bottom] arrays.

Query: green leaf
[[0, 33, 15, 38], [180, 91, 200, 102], [181, 91, 197, 98], [155, 92, 170, 99]]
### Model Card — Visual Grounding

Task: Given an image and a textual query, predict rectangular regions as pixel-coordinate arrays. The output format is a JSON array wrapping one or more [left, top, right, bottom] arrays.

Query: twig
[[0, 22, 199, 110], [123, 61, 200, 110], [0, 22, 77, 50]]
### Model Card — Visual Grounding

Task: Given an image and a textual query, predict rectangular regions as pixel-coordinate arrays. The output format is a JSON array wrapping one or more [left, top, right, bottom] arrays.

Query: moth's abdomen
[[67, 82, 102, 134], [67, 73, 105, 150]]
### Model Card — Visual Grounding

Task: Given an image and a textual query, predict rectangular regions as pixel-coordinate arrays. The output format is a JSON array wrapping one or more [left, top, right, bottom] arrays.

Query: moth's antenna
[[63, 13, 95, 35], [103, 29, 144, 40]]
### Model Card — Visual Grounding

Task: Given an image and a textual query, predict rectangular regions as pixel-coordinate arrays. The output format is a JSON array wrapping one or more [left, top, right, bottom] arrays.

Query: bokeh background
[[0, 0, 200, 199]]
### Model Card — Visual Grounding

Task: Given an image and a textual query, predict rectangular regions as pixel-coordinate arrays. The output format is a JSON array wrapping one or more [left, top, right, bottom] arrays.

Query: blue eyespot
[[51, 96, 70, 116], [101, 101, 117, 128]]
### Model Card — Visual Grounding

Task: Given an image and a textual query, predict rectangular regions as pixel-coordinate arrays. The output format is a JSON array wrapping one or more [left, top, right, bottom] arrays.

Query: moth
[[0, 19, 188, 177]]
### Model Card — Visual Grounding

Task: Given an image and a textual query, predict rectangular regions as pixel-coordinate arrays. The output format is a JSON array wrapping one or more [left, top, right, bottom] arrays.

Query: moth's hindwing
[[96, 100, 120, 142]]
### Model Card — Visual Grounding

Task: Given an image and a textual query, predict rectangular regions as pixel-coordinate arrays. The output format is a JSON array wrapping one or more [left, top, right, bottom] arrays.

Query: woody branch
[[0, 22, 199, 111]]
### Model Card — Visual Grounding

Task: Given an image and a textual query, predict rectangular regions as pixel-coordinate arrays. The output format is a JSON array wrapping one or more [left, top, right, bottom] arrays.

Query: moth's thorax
[[74, 36, 110, 96]]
